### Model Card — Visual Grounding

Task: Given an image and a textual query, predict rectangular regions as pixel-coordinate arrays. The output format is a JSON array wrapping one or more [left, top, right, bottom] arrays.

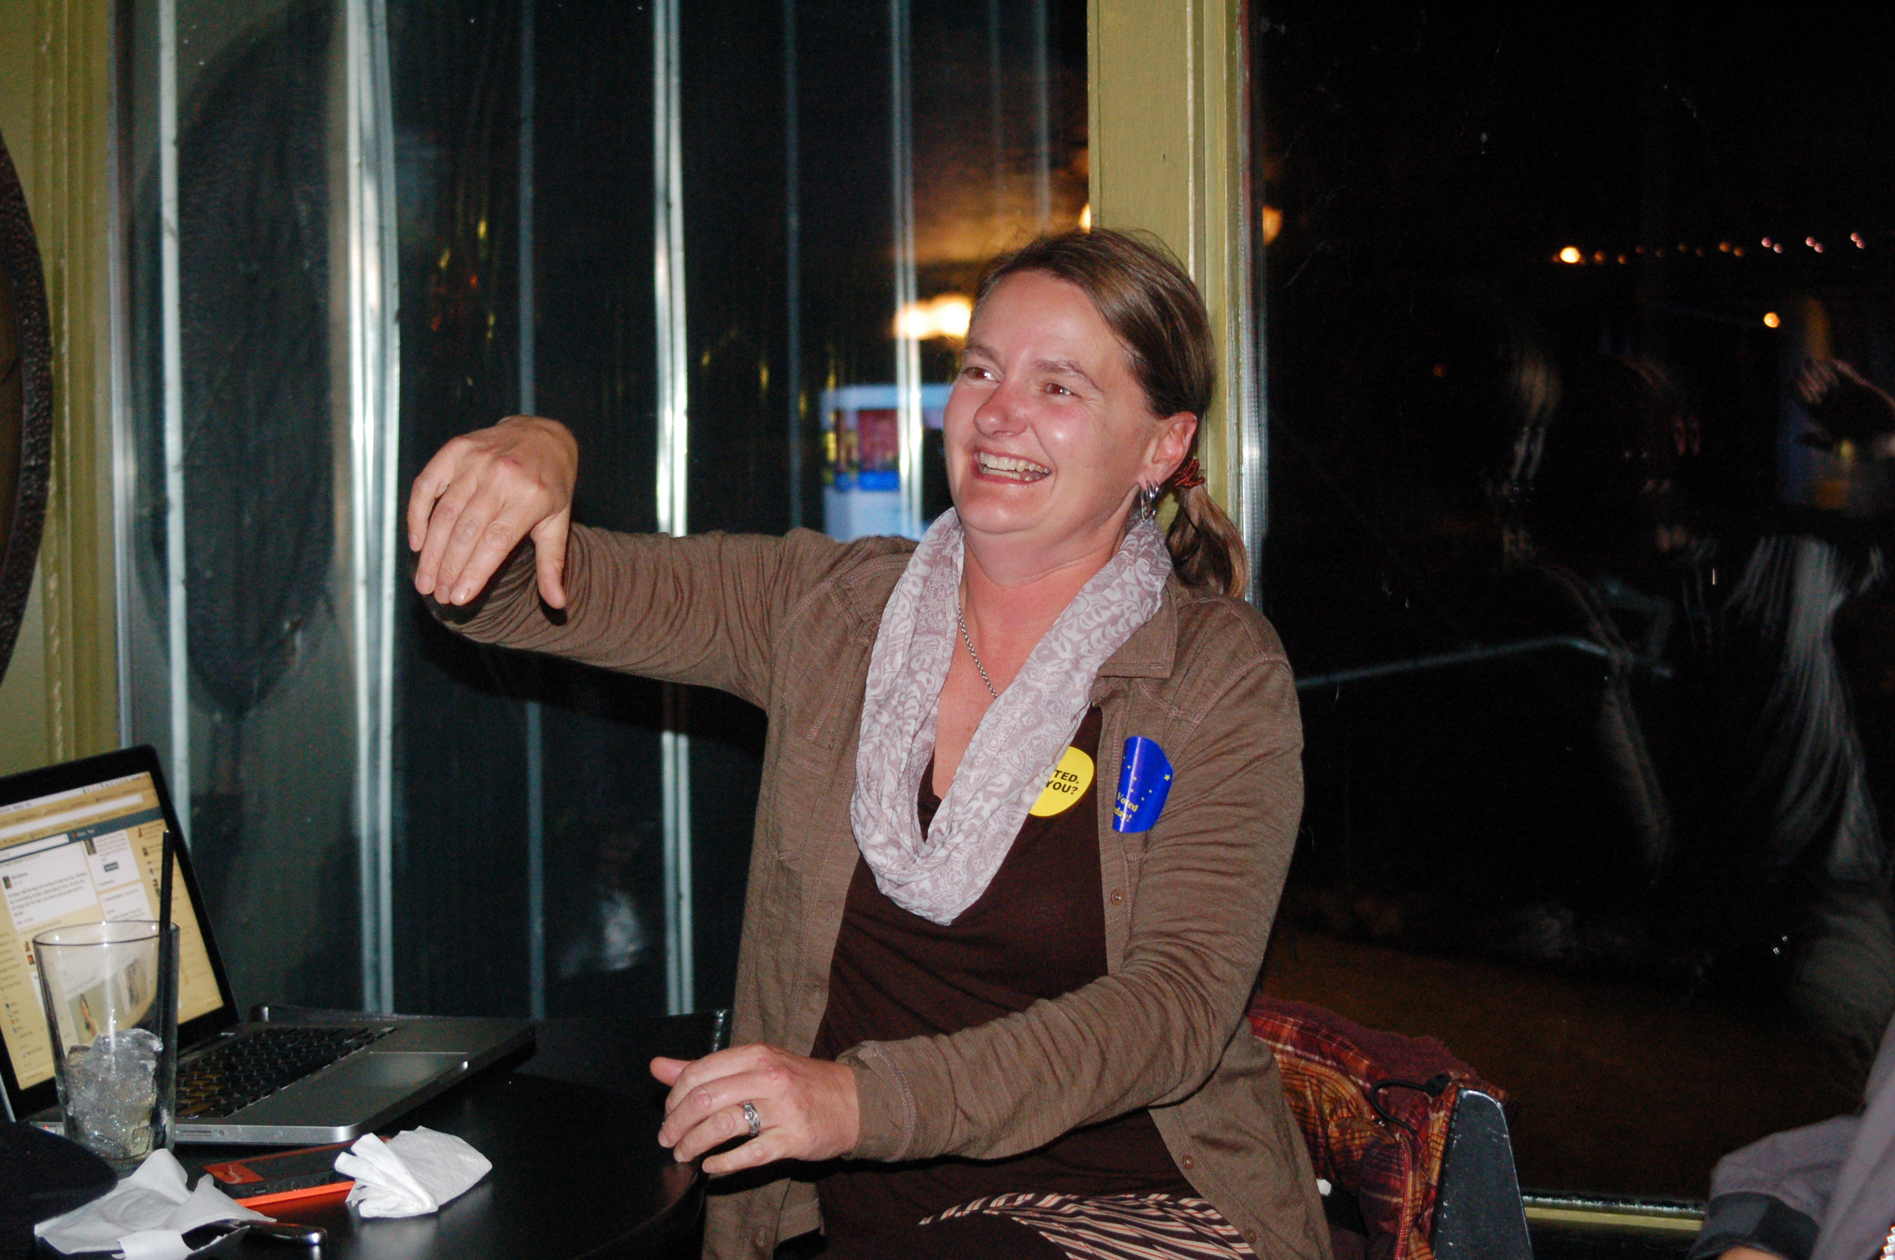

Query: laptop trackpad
[[320, 1050, 466, 1097]]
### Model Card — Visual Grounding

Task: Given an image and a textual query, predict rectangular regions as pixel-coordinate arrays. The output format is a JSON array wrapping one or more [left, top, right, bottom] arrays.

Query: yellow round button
[[1029, 745, 1096, 817]]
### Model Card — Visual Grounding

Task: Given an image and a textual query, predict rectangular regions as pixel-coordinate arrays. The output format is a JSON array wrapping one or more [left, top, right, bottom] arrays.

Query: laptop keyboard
[[176, 1025, 395, 1120]]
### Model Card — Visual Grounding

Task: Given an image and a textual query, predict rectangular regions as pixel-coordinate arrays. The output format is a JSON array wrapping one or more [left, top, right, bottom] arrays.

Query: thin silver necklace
[[957, 602, 1001, 699]]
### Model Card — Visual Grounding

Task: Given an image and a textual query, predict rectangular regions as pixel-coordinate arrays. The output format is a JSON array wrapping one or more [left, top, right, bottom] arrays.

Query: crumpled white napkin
[[33, 1148, 270, 1259], [334, 1127, 491, 1218]]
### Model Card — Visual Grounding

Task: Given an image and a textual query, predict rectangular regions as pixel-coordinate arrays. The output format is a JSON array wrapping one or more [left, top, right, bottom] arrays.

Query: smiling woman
[[953, 231, 1246, 600], [947, 271, 1195, 580], [409, 230, 1319, 1260], [0, 128, 52, 690]]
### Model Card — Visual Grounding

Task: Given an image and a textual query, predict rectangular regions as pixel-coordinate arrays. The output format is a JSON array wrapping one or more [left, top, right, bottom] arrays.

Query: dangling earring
[[1134, 483, 1157, 523]]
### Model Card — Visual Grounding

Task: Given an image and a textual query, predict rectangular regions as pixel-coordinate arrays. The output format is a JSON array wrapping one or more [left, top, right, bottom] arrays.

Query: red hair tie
[[1171, 457, 1206, 491]]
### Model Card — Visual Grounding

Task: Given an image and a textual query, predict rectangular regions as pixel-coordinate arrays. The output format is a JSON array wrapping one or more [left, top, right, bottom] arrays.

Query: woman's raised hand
[[407, 416, 579, 608], [650, 1045, 860, 1176]]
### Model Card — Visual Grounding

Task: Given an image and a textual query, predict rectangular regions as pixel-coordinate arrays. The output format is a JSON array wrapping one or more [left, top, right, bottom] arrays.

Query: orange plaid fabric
[[1247, 996, 1511, 1260]]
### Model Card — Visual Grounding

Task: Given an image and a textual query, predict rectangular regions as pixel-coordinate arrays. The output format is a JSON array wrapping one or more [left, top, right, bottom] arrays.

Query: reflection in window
[[117, 0, 1085, 1026], [119, 0, 363, 1015], [1257, 2, 1895, 1196], [389, 0, 1087, 1018]]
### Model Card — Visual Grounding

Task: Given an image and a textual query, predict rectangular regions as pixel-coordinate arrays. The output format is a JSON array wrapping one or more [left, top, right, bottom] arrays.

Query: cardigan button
[[1180, 1154, 1195, 1170], [1109, 889, 1125, 906]]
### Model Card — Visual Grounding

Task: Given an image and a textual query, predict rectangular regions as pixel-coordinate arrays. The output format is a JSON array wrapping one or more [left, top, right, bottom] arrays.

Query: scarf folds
[[851, 509, 1173, 925]]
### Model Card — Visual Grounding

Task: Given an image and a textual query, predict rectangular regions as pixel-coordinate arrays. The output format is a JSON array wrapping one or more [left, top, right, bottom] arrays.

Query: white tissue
[[33, 1148, 270, 1258], [335, 1126, 492, 1219]]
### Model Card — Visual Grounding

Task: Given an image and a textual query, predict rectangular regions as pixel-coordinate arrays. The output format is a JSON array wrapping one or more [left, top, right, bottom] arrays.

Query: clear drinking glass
[[33, 920, 180, 1172]]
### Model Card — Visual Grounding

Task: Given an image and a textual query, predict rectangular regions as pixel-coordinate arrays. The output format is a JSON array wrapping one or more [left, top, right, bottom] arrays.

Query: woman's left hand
[[651, 1044, 860, 1174]]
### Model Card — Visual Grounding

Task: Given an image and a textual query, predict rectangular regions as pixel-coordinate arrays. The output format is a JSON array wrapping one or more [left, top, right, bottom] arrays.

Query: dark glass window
[[1258, 1, 1895, 1196], [119, 0, 1083, 1025], [385, 0, 1085, 1019]]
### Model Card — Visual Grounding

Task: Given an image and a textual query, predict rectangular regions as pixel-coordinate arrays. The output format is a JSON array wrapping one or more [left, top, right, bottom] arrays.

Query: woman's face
[[944, 271, 1195, 570]]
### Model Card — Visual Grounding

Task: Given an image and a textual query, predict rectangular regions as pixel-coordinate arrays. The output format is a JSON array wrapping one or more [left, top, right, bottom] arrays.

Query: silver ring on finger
[[741, 1100, 761, 1139]]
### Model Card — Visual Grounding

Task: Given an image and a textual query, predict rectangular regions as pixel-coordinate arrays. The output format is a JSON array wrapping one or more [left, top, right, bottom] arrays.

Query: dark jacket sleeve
[[1686, 1115, 1854, 1260], [1688, 1013, 1895, 1260]]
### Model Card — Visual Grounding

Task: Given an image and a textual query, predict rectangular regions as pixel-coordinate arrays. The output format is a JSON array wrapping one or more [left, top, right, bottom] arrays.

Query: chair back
[[1250, 995, 1524, 1260], [1432, 1090, 1533, 1260]]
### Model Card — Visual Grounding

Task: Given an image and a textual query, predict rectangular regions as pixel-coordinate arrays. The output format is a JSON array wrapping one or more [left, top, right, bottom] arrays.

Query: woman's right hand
[[407, 415, 579, 608]]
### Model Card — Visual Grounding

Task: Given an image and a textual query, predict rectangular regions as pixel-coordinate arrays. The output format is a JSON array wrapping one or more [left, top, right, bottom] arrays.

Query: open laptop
[[0, 746, 534, 1144]]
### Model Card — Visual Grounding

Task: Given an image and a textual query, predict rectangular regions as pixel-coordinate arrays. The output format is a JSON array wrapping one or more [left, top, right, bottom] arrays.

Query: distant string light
[[1554, 231, 1870, 265]]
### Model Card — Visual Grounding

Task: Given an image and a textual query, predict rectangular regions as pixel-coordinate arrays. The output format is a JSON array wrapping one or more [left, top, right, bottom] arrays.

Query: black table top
[[30, 1014, 720, 1260]]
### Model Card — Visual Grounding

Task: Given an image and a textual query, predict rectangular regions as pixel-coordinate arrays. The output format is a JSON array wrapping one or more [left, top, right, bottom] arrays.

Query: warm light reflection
[[895, 295, 973, 340], [1261, 205, 1282, 245], [1559, 246, 1583, 264], [1079, 203, 1092, 231], [1763, 311, 1781, 329]]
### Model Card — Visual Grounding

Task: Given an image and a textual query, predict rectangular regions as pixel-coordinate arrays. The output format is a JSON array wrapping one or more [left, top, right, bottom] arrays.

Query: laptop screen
[[0, 762, 226, 1093]]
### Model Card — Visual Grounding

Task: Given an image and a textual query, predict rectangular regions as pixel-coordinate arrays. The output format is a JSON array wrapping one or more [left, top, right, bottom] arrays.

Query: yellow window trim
[[1090, 0, 1256, 540]]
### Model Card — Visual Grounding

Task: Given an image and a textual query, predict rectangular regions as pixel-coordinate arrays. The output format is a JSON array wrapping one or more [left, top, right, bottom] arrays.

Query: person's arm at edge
[[1685, 1116, 1857, 1260]]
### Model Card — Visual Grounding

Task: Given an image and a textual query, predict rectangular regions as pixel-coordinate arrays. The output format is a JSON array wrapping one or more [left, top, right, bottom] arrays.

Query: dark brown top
[[812, 708, 1191, 1237]]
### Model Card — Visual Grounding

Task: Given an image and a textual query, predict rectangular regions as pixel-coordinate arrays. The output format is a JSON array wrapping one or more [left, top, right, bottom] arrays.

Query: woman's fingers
[[412, 462, 486, 601], [527, 510, 573, 609], [673, 1099, 764, 1167], [648, 1045, 860, 1172], [407, 437, 478, 596], [434, 493, 537, 605], [697, 1103, 793, 1176], [408, 416, 578, 605], [653, 1045, 767, 1138], [406, 440, 464, 555]]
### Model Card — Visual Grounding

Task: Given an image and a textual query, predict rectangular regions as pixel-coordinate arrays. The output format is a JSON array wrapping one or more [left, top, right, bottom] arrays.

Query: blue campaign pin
[[1112, 736, 1174, 833]]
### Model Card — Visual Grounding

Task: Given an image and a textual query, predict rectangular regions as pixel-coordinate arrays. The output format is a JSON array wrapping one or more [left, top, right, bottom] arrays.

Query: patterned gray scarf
[[851, 509, 1173, 925]]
